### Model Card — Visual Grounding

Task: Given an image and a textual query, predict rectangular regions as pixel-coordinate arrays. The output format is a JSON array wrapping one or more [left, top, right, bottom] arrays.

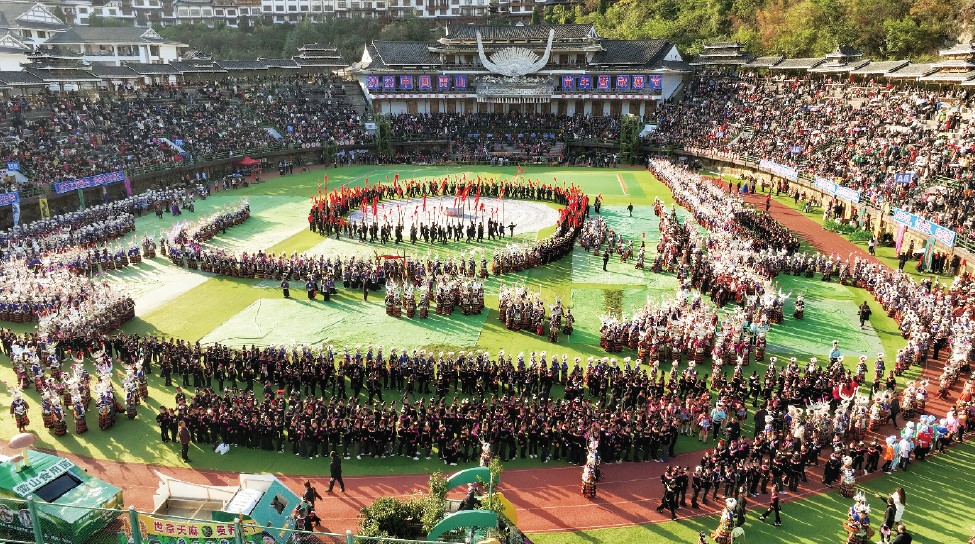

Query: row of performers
[[32, 245, 144, 277], [0, 260, 140, 326], [313, 214, 517, 246], [489, 223, 578, 275], [497, 287, 575, 342], [11, 378, 135, 436], [11, 351, 150, 431], [165, 202, 251, 248], [165, 230, 576, 289], [40, 295, 136, 341], [308, 174, 583, 234], [383, 279, 484, 318], [166, 245, 493, 286]]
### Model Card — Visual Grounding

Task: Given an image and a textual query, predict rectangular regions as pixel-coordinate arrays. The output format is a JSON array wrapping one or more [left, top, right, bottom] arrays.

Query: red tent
[[238, 156, 261, 166]]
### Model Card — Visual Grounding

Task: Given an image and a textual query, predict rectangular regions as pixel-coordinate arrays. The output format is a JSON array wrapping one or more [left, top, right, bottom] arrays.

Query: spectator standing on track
[[303, 481, 323, 511], [328, 451, 346, 493], [758, 488, 781, 526], [178, 420, 192, 462]]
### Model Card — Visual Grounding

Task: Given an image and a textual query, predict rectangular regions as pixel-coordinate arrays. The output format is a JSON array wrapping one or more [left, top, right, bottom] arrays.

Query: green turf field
[[1, 163, 964, 543], [0, 165, 910, 470]]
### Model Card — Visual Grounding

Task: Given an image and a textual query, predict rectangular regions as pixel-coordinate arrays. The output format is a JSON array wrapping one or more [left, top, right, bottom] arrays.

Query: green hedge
[[358, 472, 447, 540]]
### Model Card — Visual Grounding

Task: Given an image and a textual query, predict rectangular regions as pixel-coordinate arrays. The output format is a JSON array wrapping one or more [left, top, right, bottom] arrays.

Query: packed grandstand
[[1, 20, 975, 544], [3, 71, 972, 238]]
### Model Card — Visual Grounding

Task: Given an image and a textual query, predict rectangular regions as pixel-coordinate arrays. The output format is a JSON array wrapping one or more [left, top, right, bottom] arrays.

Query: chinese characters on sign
[[52, 171, 125, 195]]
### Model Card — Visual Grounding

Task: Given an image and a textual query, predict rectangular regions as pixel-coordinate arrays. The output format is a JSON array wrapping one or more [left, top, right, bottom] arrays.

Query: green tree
[[87, 14, 130, 27], [379, 15, 437, 41]]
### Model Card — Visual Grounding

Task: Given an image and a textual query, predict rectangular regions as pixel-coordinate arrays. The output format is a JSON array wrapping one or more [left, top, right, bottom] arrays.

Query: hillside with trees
[[156, 16, 440, 61], [544, 0, 969, 60], [153, 0, 971, 62]]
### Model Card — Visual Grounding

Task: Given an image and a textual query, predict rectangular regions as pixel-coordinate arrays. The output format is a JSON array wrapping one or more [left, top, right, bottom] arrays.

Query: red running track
[[1, 182, 965, 534]]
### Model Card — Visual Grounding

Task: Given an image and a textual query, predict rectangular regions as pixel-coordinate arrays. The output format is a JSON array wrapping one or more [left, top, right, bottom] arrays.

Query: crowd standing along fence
[[0, 495, 463, 544], [676, 147, 975, 273]]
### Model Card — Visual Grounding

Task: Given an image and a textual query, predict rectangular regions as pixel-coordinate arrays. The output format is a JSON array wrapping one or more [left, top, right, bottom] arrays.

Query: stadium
[[0, 7, 972, 544]]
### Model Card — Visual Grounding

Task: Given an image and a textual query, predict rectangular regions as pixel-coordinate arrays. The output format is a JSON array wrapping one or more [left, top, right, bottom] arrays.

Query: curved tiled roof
[[90, 65, 142, 78], [592, 40, 669, 66], [885, 63, 936, 79], [849, 60, 910, 75], [215, 60, 269, 70], [0, 70, 43, 85], [372, 42, 439, 66], [124, 62, 179, 75], [444, 24, 596, 41], [770, 57, 824, 70], [743, 56, 783, 68]]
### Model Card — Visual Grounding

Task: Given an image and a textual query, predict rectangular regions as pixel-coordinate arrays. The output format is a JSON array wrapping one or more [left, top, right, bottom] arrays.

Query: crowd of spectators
[[0, 76, 362, 191], [651, 73, 975, 237], [6, 71, 975, 240], [386, 112, 621, 164]]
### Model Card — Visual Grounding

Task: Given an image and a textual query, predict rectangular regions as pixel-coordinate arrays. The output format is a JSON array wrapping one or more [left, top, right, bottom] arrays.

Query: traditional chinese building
[[353, 23, 688, 117]]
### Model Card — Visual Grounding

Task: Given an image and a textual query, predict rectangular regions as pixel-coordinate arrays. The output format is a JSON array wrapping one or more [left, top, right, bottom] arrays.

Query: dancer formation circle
[[0, 163, 970, 543]]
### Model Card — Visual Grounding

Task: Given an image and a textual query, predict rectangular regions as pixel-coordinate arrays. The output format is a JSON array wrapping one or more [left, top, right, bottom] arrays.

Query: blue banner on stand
[[892, 208, 956, 247], [53, 170, 125, 194], [0, 191, 19, 206], [813, 176, 861, 204], [758, 159, 798, 181], [894, 172, 916, 184]]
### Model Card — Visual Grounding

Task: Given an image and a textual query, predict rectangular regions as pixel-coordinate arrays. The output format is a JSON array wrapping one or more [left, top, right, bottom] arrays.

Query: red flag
[[393, 173, 399, 190], [422, 194, 427, 211], [517, 165, 525, 174], [372, 196, 379, 216], [499, 186, 505, 200]]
